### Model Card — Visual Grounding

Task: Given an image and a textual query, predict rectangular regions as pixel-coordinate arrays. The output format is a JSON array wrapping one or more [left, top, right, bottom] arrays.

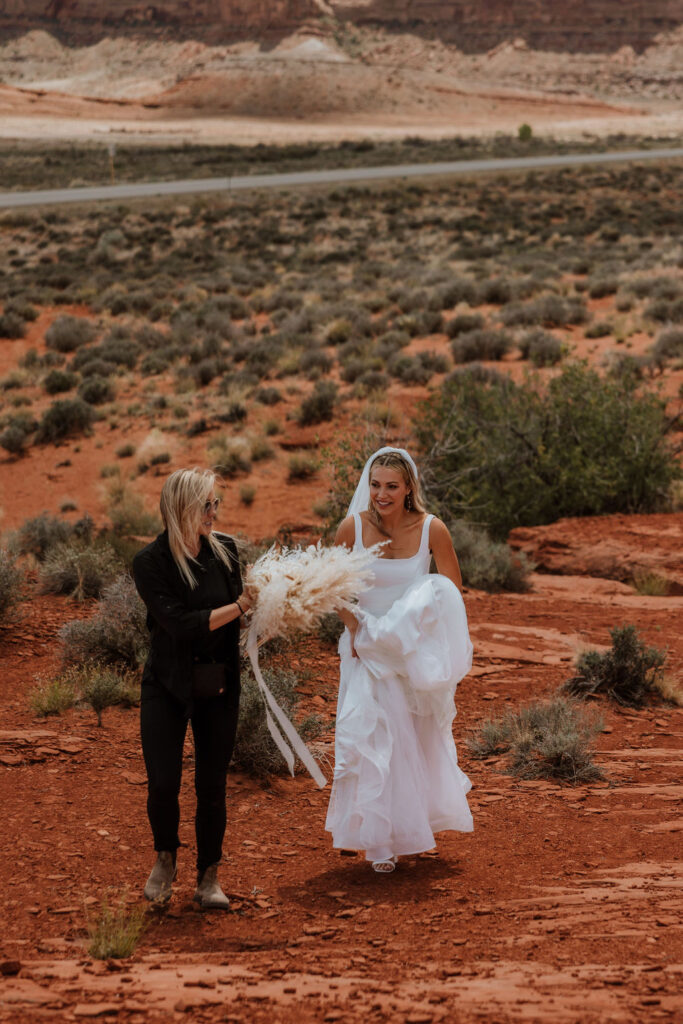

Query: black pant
[[140, 681, 240, 874]]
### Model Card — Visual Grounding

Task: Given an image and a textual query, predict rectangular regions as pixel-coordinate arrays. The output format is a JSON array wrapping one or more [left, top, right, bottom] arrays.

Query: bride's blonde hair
[[160, 467, 234, 588], [367, 451, 427, 529]]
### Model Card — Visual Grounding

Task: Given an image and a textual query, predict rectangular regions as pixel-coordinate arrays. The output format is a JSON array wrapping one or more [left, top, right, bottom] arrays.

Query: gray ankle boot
[[193, 863, 229, 910], [143, 851, 176, 903]]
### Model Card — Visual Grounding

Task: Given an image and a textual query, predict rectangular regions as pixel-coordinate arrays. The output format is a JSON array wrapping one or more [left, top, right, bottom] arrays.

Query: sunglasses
[[203, 498, 221, 515]]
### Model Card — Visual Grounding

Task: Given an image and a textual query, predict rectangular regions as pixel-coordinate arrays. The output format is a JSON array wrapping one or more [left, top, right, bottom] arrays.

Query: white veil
[[347, 446, 419, 516]]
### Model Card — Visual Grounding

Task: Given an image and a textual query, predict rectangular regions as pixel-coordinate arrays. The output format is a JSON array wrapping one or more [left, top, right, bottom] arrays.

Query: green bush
[[451, 328, 513, 363], [467, 696, 603, 783], [80, 664, 139, 726], [0, 547, 25, 626], [59, 574, 149, 670], [297, 381, 338, 426], [585, 320, 612, 339], [445, 312, 485, 338], [0, 423, 30, 456], [416, 362, 681, 539], [45, 315, 96, 352], [563, 624, 667, 708], [233, 664, 323, 777], [518, 329, 564, 366], [450, 520, 531, 592], [79, 375, 114, 405], [43, 369, 78, 395], [36, 398, 95, 443], [650, 327, 683, 369], [39, 541, 122, 600], [0, 311, 27, 339]]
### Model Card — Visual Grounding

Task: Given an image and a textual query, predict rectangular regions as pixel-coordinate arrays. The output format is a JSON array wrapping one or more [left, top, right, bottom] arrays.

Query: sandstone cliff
[[0, 0, 680, 50]]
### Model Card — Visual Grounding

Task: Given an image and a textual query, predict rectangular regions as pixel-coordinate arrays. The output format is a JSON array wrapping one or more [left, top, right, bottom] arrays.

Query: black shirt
[[133, 530, 242, 713]]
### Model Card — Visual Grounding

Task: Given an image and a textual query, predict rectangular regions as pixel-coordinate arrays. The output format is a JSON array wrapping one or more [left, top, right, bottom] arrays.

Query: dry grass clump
[[29, 674, 78, 716], [631, 569, 669, 596], [105, 473, 160, 536], [0, 546, 25, 626], [86, 890, 148, 959], [467, 696, 603, 783], [207, 434, 252, 476], [288, 453, 320, 480], [30, 662, 139, 725], [563, 624, 668, 708]]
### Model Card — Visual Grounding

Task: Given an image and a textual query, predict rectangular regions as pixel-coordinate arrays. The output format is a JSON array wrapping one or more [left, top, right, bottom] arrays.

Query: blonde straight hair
[[160, 467, 234, 588], [367, 451, 427, 531]]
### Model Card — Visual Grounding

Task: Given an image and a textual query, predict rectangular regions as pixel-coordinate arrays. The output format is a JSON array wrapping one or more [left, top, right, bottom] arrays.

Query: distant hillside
[[0, 0, 680, 51]]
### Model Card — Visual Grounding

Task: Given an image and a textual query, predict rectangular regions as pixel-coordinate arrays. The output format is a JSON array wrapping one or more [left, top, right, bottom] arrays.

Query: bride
[[325, 447, 473, 873]]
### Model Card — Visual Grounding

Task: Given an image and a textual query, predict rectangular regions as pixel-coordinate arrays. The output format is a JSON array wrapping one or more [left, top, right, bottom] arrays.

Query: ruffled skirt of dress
[[325, 575, 474, 862]]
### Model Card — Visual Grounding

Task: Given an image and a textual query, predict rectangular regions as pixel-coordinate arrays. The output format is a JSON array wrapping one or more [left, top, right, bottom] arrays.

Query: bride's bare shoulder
[[334, 515, 356, 548]]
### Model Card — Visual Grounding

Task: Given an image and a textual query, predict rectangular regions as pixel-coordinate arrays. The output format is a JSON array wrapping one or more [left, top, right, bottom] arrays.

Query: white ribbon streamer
[[246, 630, 327, 789]]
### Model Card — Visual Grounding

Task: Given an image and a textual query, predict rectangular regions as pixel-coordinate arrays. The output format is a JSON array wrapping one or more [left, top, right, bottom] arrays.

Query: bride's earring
[[405, 492, 413, 510]]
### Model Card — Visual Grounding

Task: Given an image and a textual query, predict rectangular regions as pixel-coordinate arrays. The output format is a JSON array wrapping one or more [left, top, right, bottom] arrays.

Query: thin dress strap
[[352, 512, 365, 551], [420, 514, 435, 555]]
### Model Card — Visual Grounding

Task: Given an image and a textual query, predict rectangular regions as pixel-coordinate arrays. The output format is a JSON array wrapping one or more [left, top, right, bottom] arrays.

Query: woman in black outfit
[[132, 467, 252, 909]]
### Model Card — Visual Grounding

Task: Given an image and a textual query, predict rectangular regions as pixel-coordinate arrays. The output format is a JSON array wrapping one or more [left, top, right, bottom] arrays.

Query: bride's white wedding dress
[[325, 513, 474, 862]]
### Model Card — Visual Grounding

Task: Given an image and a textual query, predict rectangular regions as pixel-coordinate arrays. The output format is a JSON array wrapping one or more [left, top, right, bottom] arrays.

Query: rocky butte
[[0, 0, 680, 50]]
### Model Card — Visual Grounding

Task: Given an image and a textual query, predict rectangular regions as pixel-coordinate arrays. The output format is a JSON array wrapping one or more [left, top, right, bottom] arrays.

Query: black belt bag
[[191, 662, 227, 699]]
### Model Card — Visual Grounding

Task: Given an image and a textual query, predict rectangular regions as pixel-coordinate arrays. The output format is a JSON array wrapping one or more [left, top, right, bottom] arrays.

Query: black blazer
[[132, 530, 242, 712]]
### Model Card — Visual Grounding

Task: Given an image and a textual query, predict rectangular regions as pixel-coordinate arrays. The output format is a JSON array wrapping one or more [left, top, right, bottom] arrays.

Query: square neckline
[[354, 512, 433, 561]]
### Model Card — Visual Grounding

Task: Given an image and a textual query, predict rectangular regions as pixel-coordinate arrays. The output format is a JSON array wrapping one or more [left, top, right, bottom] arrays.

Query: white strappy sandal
[[372, 857, 397, 874]]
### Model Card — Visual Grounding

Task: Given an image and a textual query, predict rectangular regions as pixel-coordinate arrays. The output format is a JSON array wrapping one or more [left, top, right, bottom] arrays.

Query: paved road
[[1, 147, 682, 208]]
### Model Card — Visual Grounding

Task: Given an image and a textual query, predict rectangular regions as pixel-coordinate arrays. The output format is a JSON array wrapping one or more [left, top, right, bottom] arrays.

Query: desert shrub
[[317, 612, 344, 646], [43, 369, 78, 395], [288, 453, 320, 480], [233, 665, 323, 777], [6, 297, 38, 322], [451, 328, 513, 363], [59, 574, 149, 669], [207, 435, 252, 476], [0, 422, 31, 455], [18, 512, 78, 560], [416, 361, 681, 539], [250, 436, 274, 462], [467, 696, 603, 783], [45, 315, 96, 352], [518, 329, 564, 366], [116, 443, 136, 458], [0, 547, 25, 626], [588, 275, 619, 298], [1, 369, 29, 390], [478, 277, 515, 305], [0, 312, 27, 338], [80, 664, 139, 726], [650, 327, 683, 369], [563, 624, 667, 708], [39, 541, 122, 600], [77, 357, 117, 379], [450, 520, 531, 592], [500, 295, 587, 328], [356, 369, 390, 394], [140, 353, 170, 375], [324, 318, 353, 346], [387, 353, 432, 384], [36, 398, 94, 443], [86, 891, 147, 959], [105, 473, 160, 536], [585, 320, 612, 339], [96, 334, 140, 369], [29, 674, 78, 717], [445, 312, 485, 338], [239, 484, 256, 506], [78, 375, 115, 405], [297, 381, 337, 426], [255, 386, 282, 405], [643, 297, 683, 323], [433, 277, 477, 309], [631, 569, 669, 596], [300, 349, 333, 377]]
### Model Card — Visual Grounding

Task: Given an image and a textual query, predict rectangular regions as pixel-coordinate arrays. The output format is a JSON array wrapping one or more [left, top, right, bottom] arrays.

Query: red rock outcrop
[[0, 0, 680, 49]]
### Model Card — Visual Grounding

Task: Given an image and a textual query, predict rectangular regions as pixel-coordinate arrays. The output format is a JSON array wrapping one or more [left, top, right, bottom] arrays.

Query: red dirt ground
[[1, 291, 683, 1021]]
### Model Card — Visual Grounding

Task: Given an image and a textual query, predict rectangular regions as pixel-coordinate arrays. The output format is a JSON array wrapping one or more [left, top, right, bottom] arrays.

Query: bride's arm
[[334, 516, 361, 641], [429, 518, 464, 592]]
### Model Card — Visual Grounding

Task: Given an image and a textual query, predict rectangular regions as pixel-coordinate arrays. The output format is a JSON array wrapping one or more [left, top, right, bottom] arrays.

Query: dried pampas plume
[[245, 542, 377, 647]]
